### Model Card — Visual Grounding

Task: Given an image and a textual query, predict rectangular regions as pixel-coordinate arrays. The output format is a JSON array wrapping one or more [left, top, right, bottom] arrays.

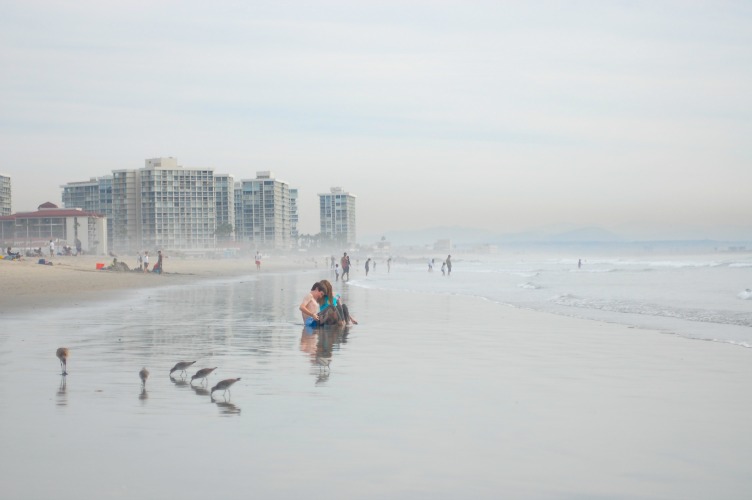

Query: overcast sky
[[1, 1, 750, 240]]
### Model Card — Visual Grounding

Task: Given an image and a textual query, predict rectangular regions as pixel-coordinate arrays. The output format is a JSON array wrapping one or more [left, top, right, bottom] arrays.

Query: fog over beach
[[2, 0, 752, 498]]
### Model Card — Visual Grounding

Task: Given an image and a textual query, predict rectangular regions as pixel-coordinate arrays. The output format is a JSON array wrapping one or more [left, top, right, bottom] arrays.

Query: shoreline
[[0, 254, 311, 314]]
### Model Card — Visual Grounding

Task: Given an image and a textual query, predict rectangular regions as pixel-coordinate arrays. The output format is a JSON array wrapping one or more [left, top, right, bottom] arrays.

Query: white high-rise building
[[214, 173, 235, 242], [319, 187, 356, 246], [0, 174, 11, 216], [234, 171, 293, 250], [111, 158, 220, 252]]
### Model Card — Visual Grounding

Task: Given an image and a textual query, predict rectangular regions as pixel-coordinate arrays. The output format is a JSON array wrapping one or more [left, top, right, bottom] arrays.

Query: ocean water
[[351, 251, 752, 348]]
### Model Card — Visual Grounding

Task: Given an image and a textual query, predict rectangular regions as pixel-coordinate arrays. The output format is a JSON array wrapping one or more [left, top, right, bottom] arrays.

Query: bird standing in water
[[190, 367, 217, 385], [56, 347, 69, 375], [210, 378, 241, 399], [169, 361, 196, 377], [139, 367, 150, 387]]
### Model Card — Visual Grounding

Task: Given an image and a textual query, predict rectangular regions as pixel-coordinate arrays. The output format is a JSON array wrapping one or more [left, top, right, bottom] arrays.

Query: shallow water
[[354, 252, 752, 347], [1, 270, 751, 499]]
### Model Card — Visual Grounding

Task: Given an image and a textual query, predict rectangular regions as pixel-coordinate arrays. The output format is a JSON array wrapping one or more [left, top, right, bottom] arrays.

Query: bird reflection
[[191, 384, 210, 397], [56, 376, 67, 407], [169, 375, 190, 388], [139, 387, 148, 401], [214, 400, 241, 416]]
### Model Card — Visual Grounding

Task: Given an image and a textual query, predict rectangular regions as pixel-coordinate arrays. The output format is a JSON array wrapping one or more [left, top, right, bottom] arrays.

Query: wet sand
[[0, 269, 750, 499]]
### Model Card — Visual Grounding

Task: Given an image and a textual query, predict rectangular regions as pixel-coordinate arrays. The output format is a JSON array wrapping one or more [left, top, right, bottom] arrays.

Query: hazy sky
[[2, 1, 751, 240]]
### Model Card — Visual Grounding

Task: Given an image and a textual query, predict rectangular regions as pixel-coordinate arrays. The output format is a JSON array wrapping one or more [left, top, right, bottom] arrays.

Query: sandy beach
[[0, 256, 750, 499], [0, 253, 310, 314]]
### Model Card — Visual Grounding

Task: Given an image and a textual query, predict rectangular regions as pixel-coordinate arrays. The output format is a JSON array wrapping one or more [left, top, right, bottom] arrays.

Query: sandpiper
[[169, 361, 196, 377], [190, 367, 217, 385], [210, 378, 241, 398], [56, 347, 69, 375], [139, 367, 149, 386]]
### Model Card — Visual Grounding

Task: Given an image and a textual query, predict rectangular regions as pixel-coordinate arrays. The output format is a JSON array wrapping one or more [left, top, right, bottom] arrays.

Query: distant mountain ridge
[[367, 226, 624, 246]]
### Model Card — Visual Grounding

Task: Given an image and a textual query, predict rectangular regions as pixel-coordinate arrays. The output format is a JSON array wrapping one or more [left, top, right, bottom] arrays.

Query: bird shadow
[[192, 385, 210, 397]]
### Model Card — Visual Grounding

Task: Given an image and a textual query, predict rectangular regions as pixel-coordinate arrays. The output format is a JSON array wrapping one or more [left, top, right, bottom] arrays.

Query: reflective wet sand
[[1, 271, 751, 499]]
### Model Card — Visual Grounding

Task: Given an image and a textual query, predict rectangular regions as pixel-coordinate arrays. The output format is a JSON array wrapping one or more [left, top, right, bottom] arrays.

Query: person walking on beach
[[49, 239, 55, 258], [143, 251, 149, 272], [387, 257, 392, 273], [300, 282, 325, 327], [446, 255, 452, 276], [255, 251, 262, 270], [137, 252, 143, 270], [365, 258, 371, 277], [441, 261, 446, 276], [335, 264, 340, 282]]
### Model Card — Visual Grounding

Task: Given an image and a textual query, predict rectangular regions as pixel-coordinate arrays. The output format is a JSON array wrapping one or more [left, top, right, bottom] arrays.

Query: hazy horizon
[[2, 1, 751, 240]]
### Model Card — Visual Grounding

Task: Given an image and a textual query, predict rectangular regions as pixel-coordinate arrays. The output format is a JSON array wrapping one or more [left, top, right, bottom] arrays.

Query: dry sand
[[0, 253, 310, 314]]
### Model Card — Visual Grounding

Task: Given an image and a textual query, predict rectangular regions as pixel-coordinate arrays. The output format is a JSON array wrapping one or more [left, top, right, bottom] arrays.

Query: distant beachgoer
[[578, 259, 582, 269], [373, 260, 376, 271], [387, 257, 392, 273], [441, 261, 446, 276], [137, 252, 143, 270], [300, 282, 325, 327], [335, 264, 340, 282], [446, 255, 452, 276], [143, 251, 149, 272], [153, 250, 164, 274], [255, 251, 261, 270], [49, 240, 55, 258], [428, 259, 433, 272], [365, 258, 371, 277], [341, 252, 350, 281]]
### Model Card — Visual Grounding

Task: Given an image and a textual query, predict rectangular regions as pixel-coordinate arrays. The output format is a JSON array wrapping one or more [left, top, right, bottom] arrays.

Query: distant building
[[214, 173, 236, 243], [0, 174, 11, 216], [110, 158, 219, 252], [234, 171, 294, 250], [61, 175, 113, 244], [0, 202, 107, 254], [319, 187, 356, 246]]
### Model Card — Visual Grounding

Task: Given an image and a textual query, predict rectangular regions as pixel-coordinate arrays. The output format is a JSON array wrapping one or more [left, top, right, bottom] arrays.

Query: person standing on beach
[[387, 257, 392, 273], [335, 264, 340, 282], [153, 250, 164, 274], [255, 251, 262, 270], [143, 251, 149, 272], [300, 282, 325, 327], [446, 255, 452, 276], [137, 252, 143, 270], [441, 261, 446, 276], [365, 258, 371, 277], [49, 239, 55, 258], [341, 252, 350, 281]]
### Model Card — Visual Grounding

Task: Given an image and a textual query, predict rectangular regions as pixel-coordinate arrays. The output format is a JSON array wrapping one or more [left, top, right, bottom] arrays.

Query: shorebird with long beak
[[190, 367, 217, 385], [169, 361, 196, 377], [56, 347, 69, 375], [139, 367, 149, 387], [210, 378, 240, 399]]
